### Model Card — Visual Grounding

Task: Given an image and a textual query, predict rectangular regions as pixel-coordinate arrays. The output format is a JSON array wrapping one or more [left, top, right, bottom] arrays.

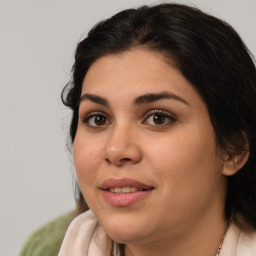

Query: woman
[[59, 3, 256, 256]]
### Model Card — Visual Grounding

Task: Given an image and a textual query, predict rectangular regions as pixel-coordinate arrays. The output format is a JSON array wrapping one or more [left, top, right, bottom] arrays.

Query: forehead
[[81, 48, 202, 106]]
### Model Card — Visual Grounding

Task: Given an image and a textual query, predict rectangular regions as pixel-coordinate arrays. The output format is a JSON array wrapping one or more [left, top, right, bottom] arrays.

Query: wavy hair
[[62, 3, 256, 228]]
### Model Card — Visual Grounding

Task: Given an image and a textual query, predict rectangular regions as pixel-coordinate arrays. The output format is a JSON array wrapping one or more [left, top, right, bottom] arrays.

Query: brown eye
[[94, 115, 107, 126], [83, 113, 110, 127], [152, 114, 166, 125], [143, 111, 176, 126]]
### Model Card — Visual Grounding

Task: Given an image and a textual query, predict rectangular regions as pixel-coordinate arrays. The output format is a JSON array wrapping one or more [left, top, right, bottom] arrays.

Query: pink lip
[[100, 178, 154, 190], [100, 178, 154, 207]]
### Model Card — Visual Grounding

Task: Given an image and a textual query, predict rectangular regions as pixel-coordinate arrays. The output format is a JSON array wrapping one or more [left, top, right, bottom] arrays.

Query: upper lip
[[100, 178, 154, 190]]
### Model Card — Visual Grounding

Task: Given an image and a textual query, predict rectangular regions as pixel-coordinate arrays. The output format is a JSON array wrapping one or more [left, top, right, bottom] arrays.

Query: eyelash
[[81, 111, 111, 129], [81, 109, 176, 129], [143, 110, 176, 127]]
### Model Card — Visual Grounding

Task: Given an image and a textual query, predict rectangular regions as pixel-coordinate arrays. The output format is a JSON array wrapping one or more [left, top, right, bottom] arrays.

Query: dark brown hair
[[63, 3, 256, 227]]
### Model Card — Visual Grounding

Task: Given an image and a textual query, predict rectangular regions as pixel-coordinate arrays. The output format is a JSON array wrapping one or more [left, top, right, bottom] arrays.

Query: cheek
[[73, 136, 102, 187], [144, 128, 223, 225], [73, 136, 106, 212], [147, 125, 219, 192], [148, 132, 208, 169]]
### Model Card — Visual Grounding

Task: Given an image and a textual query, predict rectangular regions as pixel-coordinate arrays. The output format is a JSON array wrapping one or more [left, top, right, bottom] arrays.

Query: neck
[[124, 209, 228, 256]]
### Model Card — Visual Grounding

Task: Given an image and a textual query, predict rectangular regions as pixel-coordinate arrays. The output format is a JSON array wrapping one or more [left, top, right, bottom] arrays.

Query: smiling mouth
[[100, 178, 155, 206], [101, 188, 154, 207], [108, 186, 151, 194], [100, 177, 154, 191]]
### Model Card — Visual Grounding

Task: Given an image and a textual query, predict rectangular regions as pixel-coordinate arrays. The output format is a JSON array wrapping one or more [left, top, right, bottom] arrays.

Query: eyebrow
[[79, 91, 188, 107], [79, 93, 110, 107], [134, 92, 189, 105]]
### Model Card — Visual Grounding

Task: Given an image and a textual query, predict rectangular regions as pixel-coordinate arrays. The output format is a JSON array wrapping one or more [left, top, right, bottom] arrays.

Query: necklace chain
[[215, 232, 226, 256], [215, 215, 233, 256]]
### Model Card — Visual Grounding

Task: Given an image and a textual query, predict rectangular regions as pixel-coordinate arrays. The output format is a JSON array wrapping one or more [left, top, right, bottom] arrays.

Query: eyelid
[[80, 109, 176, 128], [144, 109, 176, 119], [142, 109, 177, 125], [81, 111, 111, 127]]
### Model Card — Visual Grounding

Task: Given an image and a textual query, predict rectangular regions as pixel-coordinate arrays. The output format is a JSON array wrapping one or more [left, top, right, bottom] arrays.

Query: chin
[[98, 211, 153, 244], [107, 227, 149, 245]]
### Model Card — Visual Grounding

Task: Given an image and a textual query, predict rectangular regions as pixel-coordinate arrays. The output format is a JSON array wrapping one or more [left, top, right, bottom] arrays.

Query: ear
[[222, 150, 250, 176]]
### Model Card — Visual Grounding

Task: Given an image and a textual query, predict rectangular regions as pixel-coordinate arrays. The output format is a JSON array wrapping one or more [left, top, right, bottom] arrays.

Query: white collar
[[58, 210, 112, 256]]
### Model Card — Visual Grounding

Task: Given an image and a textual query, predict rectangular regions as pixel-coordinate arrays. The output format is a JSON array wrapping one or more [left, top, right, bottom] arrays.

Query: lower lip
[[101, 189, 153, 207]]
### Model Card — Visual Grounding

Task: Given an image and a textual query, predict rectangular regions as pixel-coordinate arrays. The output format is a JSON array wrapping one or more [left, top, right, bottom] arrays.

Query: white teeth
[[109, 186, 139, 194], [130, 187, 137, 192], [121, 187, 133, 193]]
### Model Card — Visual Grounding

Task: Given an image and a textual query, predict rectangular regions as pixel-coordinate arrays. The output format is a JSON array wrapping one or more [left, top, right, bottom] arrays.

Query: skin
[[73, 49, 242, 256]]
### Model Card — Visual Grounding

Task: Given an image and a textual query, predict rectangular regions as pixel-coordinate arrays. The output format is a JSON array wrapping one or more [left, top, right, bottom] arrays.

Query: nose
[[102, 125, 142, 166]]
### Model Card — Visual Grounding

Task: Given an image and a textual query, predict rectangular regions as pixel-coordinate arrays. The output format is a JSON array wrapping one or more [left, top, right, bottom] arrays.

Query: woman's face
[[73, 49, 227, 245]]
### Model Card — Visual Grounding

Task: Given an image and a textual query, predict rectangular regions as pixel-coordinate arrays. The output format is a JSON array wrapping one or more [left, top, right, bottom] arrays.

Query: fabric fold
[[58, 210, 112, 256]]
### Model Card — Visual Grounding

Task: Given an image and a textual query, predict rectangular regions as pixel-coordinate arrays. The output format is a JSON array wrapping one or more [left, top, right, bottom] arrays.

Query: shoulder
[[20, 210, 77, 256], [221, 217, 256, 256], [236, 227, 256, 255]]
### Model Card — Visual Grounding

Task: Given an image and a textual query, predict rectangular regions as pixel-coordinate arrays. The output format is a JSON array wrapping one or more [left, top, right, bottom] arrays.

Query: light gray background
[[1, 0, 256, 255]]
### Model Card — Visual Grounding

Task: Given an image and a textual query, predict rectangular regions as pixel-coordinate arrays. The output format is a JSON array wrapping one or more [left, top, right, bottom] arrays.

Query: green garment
[[20, 211, 76, 256]]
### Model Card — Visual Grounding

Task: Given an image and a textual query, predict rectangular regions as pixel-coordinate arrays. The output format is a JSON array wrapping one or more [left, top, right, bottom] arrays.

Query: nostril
[[105, 158, 112, 165], [118, 158, 133, 165], [121, 158, 132, 162], [104, 157, 132, 166]]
